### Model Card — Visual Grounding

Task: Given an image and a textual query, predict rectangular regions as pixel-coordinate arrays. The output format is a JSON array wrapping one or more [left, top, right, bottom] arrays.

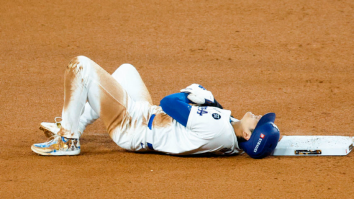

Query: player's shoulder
[[187, 106, 234, 139], [190, 106, 231, 124]]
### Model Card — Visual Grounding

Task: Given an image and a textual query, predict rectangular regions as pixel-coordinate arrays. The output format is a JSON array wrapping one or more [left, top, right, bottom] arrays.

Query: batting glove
[[180, 84, 215, 105]]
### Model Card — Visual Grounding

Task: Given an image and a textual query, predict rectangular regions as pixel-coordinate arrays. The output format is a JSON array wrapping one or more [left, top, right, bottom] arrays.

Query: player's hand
[[180, 84, 214, 105]]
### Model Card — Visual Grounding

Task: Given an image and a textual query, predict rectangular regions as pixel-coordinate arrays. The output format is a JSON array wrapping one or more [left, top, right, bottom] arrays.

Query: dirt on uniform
[[1, 0, 354, 198]]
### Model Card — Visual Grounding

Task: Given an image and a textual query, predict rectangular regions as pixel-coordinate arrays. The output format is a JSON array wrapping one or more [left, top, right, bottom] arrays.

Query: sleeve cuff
[[186, 106, 196, 130]]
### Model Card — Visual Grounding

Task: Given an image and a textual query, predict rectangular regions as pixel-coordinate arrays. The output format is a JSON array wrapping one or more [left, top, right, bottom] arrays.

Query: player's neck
[[231, 121, 243, 138]]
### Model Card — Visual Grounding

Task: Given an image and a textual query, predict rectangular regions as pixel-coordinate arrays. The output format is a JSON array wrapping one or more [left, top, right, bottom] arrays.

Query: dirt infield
[[1, 0, 354, 198]]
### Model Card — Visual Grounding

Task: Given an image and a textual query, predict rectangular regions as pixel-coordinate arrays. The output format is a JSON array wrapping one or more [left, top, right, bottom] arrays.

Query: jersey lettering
[[197, 107, 208, 116]]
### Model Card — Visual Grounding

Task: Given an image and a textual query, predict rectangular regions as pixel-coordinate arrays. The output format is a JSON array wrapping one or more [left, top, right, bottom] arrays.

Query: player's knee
[[112, 63, 137, 78], [67, 56, 90, 71], [120, 63, 139, 75], [119, 63, 136, 70]]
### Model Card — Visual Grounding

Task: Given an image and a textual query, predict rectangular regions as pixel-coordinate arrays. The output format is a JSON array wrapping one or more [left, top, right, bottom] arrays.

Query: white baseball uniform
[[133, 106, 240, 155], [60, 56, 241, 156]]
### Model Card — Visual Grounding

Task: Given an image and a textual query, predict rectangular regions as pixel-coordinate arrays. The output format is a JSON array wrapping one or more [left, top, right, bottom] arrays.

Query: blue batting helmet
[[239, 113, 280, 159]]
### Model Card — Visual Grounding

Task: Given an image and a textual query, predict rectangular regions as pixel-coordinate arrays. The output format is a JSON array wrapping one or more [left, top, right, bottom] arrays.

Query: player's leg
[[77, 103, 99, 133], [111, 63, 153, 104], [32, 56, 133, 155], [61, 56, 133, 138], [40, 63, 152, 136], [77, 63, 152, 133]]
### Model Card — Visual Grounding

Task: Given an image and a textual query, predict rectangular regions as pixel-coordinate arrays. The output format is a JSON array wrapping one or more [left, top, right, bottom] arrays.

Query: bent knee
[[67, 56, 92, 71], [119, 63, 136, 70], [112, 63, 137, 77]]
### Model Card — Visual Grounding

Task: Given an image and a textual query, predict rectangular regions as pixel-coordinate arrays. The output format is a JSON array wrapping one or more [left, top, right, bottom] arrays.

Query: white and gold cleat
[[31, 135, 80, 156], [39, 117, 61, 138]]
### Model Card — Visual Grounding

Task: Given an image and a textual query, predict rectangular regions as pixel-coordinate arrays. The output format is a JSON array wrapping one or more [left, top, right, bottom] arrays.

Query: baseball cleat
[[31, 135, 80, 156], [39, 117, 61, 138]]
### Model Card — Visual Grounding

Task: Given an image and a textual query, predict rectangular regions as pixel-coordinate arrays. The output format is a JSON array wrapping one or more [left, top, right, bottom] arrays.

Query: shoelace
[[54, 117, 62, 128], [54, 117, 62, 123], [54, 117, 62, 124], [49, 118, 78, 148]]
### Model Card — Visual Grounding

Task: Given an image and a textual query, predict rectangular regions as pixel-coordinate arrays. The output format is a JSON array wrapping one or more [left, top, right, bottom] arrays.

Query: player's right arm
[[180, 84, 224, 109], [160, 93, 192, 127], [160, 84, 230, 127]]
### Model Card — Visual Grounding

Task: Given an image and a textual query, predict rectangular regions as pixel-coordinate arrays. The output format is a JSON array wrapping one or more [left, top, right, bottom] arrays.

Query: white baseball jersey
[[133, 105, 240, 155]]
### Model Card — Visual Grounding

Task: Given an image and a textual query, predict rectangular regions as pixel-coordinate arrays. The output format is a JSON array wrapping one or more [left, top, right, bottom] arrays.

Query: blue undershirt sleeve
[[160, 93, 192, 127]]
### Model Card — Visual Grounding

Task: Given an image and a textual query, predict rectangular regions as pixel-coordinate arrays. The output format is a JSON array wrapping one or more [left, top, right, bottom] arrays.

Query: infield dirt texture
[[1, 0, 354, 198]]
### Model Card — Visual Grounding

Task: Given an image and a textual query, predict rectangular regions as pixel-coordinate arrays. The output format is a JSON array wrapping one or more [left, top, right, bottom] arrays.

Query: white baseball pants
[[59, 56, 153, 150]]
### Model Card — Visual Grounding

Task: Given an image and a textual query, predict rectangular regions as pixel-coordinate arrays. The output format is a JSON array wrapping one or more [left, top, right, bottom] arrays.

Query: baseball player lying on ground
[[31, 56, 280, 159]]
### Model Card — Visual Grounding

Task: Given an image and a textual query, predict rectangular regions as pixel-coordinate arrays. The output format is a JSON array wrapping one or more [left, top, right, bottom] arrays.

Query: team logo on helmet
[[260, 133, 265, 139], [212, 113, 221, 120]]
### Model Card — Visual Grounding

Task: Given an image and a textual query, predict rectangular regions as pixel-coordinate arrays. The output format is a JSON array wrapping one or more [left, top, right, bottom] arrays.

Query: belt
[[147, 114, 156, 130], [146, 114, 156, 150]]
